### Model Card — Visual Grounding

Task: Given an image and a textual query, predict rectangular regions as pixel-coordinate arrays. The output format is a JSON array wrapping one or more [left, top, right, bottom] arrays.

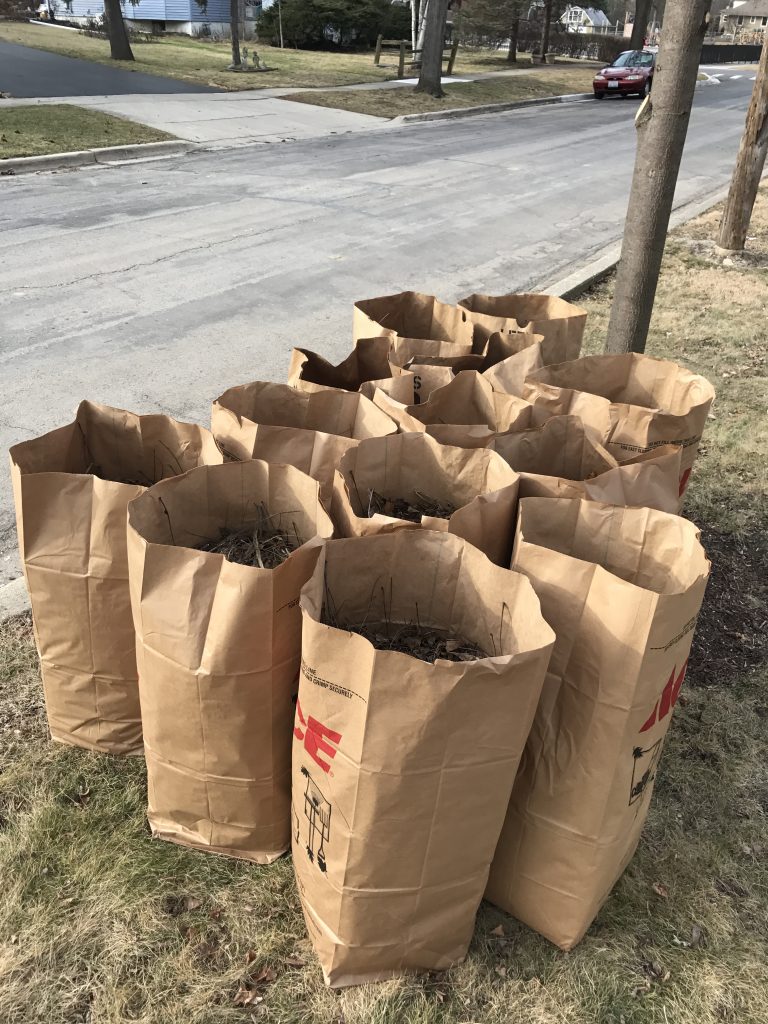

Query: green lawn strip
[[284, 69, 598, 118], [0, 104, 171, 159]]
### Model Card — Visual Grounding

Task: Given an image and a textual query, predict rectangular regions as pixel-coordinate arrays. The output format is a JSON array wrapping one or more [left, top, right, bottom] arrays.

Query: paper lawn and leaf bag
[[404, 331, 545, 405], [485, 497, 709, 950], [287, 337, 416, 405], [9, 401, 221, 755], [524, 353, 715, 500], [353, 291, 477, 363], [292, 531, 555, 987], [330, 432, 519, 565], [127, 460, 333, 862], [212, 382, 397, 502], [373, 371, 549, 448], [458, 292, 587, 364], [490, 415, 683, 514]]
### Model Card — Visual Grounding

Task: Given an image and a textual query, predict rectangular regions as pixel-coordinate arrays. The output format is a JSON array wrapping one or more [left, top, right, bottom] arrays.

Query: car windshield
[[611, 51, 654, 68]]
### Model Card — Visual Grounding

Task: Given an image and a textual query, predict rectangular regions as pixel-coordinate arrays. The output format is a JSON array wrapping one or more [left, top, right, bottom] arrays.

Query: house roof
[[584, 7, 611, 25], [722, 1, 768, 15]]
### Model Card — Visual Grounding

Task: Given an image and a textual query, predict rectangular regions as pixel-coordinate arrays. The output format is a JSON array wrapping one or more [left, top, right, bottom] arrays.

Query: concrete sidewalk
[[3, 91, 388, 147]]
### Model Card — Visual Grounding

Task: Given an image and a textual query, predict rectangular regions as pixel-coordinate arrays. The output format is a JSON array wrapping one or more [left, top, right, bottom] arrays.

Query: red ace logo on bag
[[640, 659, 688, 733], [294, 699, 342, 773]]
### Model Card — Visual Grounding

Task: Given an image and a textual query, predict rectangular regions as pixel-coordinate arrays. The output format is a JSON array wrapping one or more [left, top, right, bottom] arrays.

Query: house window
[[737, 16, 743, 24], [763, 16, 767, 25]]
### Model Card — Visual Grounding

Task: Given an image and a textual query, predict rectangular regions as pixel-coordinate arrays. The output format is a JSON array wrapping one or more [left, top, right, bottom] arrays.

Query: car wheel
[[594, 91, 604, 100], [639, 82, 649, 98]]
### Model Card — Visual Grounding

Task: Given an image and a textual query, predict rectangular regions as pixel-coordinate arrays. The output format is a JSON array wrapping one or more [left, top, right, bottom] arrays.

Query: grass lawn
[[1, 195, 767, 1023], [0, 103, 170, 158], [286, 68, 598, 118]]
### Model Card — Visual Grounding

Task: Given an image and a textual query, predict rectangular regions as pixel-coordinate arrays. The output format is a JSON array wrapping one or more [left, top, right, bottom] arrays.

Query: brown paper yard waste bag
[[9, 401, 222, 755], [212, 382, 397, 502], [330, 432, 520, 564], [524, 353, 715, 500], [292, 531, 555, 986], [127, 459, 333, 862], [459, 292, 587, 364], [485, 497, 709, 950], [353, 291, 476, 362], [489, 416, 683, 513], [372, 371, 549, 448], [287, 337, 416, 405]]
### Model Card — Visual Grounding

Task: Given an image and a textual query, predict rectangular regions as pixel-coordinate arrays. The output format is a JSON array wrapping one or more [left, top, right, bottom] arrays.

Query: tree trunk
[[507, 15, 520, 63], [103, 0, 134, 62], [230, 0, 241, 66], [604, 0, 713, 355], [415, 0, 449, 97], [541, 0, 552, 61], [630, 0, 653, 49], [718, 34, 768, 251], [412, 0, 421, 53]]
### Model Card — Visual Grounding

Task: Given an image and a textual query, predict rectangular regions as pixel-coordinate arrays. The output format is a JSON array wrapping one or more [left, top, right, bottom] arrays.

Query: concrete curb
[[0, 181, 744, 625], [0, 140, 194, 176], [396, 92, 593, 124]]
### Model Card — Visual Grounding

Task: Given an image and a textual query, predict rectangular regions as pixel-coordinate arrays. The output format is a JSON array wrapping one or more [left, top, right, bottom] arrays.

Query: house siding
[[60, 0, 271, 25]]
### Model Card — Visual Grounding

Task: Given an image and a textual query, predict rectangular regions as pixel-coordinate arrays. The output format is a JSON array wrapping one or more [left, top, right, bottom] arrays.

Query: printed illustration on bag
[[640, 660, 688, 733], [294, 698, 342, 773], [299, 766, 332, 872], [629, 738, 663, 806]]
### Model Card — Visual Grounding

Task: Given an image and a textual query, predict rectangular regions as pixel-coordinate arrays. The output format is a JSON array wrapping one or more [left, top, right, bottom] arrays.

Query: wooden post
[[718, 34, 768, 251], [374, 33, 383, 66], [447, 39, 459, 75], [604, 0, 713, 355], [399, 39, 406, 79]]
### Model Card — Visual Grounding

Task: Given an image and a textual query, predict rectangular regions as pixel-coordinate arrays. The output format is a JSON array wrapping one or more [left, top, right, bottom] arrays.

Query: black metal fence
[[700, 43, 763, 63]]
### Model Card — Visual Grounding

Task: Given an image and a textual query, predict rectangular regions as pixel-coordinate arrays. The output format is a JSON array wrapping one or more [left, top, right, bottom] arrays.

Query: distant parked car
[[593, 50, 656, 99]]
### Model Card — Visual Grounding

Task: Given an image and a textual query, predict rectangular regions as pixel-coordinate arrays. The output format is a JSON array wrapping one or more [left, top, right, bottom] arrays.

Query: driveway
[[0, 39, 220, 97]]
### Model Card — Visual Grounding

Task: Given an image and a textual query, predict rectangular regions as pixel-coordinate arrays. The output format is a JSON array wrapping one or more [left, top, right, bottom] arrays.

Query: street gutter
[[0, 139, 194, 176]]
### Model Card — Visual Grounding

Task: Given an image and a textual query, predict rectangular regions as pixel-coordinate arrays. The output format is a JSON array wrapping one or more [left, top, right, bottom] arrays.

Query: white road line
[[711, 73, 724, 78], [730, 75, 743, 79]]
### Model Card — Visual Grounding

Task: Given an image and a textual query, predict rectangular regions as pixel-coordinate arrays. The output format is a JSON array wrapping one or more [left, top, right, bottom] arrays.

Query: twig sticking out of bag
[[197, 504, 301, 568], [364, 488, 457, 522]]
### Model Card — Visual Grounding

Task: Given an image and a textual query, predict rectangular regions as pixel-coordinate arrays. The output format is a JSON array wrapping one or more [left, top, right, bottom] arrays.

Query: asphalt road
[[0, 76, 755, 581], [0, 39, 220, 96]]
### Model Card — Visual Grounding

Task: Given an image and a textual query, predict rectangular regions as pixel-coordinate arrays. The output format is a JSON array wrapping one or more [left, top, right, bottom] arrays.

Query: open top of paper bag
[[354, 290, 475, 351]]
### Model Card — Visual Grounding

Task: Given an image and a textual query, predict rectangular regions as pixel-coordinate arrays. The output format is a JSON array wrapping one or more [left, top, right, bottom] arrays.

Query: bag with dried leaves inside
[[330, 432, 519, 565], [485, 497, 709, 950], [127, 459, 333, 862], [287, 337, 416, 405], [212, 382, 397, 502], [524, 353, 715, 501], [372, 371, 550, 448], [458, 292, 587, 364], [353, 291, 477, 362], [9, 401, 222, 755], [292, 530, 554, 986], [489, 416, 683, 513]]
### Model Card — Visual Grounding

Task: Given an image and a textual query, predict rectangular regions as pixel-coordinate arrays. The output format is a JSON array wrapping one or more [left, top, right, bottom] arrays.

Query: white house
[[560, 5, 613, 34]]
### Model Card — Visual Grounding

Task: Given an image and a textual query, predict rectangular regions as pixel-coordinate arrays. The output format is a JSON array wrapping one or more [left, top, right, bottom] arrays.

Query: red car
[[593, 50, 655, 99]]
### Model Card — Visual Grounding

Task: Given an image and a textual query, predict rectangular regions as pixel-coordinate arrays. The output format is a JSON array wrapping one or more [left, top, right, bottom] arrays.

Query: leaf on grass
[[489, 924, 505, 937], [494, 965, 507, 978], [183, 897, 202, 912], [209, 907, 224, 920], [284, 957, 306, 968], [690, 924, 703, 948], [651, 881, 669, 899], [233, 983, 264, 1008]]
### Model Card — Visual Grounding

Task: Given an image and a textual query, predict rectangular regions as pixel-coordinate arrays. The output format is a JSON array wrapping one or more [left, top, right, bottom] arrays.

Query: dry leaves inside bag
[[330, 432, 519, 565], [127, 459, 333, 862], [211, 381, 397, 501], [292, 530, 554, 986], [485, 497, 709, 950], [458, 292, 587, 364], [524, 353, 715, 501], [9, 401, 222, 755], [287, 337, 416, 405]]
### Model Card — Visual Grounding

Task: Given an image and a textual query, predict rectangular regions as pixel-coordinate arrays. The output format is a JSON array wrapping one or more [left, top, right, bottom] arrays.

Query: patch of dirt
[[674, 236, 768, 270], [688, 522, 768, 688]]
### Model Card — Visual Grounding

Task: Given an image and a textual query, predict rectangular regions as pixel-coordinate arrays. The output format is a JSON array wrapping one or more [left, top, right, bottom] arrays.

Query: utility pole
[[604, 0, 712, 355], [718, 34, 768, 251], [278, 0, 284, 48]]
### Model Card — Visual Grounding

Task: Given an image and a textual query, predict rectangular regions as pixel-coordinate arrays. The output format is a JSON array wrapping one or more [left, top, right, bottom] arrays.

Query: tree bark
[[718, 34, 768, 251], [507, 15, 520, 63], [604, 0, 713, 355], [630, 0, 653, 49], [412, 0, 421, 53], [103, 0, 134, 62], [415, 0, 449, 97], [230, 0, 241, 66], [541, 0, 553, 61]]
